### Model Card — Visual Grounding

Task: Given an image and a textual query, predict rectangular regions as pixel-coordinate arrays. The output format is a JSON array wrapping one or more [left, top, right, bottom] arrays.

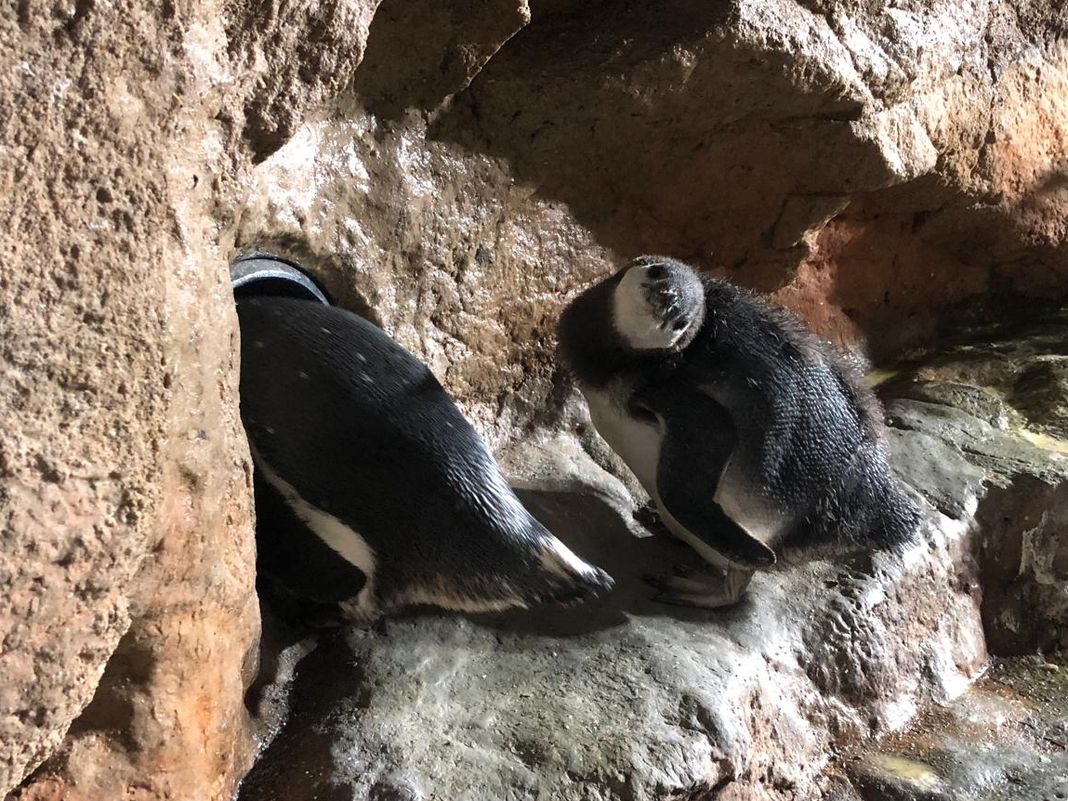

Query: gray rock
[[239, 315, 1068, 801], [842, 655, 1068, 801]]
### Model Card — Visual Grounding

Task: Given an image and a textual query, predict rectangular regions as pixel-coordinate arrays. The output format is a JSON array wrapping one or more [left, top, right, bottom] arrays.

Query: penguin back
[[235, 292, 612, 613]]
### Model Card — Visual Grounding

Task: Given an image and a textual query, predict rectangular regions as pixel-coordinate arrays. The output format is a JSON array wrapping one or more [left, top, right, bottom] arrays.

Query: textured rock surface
[[353, 0, 530, 117], [882, 312, 1068, 657], [0, 0, 375, 797], [235, 109, 612, 442], [239, 0, 1068, 440], [835, 655, 1068, 801], [3, 0, 1067, 798], [237, 316, 1068, 801]]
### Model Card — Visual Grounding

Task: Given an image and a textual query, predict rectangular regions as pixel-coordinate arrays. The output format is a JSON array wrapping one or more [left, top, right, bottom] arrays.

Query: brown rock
[[3, 0, 1068, 797], [234, 108, 615, 444], [2, 0, 177, 790], [228, 0, 380, 162], [440, 2, 1068, 357], [235, 2, 1068, 443], [354, 0, 531, 117], [1, 0, 374, 797]]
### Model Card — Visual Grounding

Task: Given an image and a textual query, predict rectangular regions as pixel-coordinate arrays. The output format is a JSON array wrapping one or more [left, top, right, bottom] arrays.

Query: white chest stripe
[[251, 450, 378, 578], [583, 384, 663, 497]]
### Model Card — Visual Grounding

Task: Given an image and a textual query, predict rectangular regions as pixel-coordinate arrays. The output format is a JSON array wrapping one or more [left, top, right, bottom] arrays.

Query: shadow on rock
[[237, 487, 760, 801], [466, 488, 762, 636], [239, 627, 361, 801]]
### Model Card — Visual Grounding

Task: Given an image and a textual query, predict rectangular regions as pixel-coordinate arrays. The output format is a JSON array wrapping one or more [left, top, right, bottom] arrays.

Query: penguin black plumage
[[557, 256, 920, 608], [234, 255, 612, 621]]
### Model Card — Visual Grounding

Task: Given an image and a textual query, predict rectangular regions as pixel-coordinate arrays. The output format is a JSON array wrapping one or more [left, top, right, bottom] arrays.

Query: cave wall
[[0, 0, 377, 797], [241, 0, 1068, 441], [1, 0, 1065, 798]]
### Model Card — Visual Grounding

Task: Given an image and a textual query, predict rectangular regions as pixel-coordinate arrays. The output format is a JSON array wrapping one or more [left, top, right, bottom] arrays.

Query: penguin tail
[[396, 535, 613, 614], [528, 536, 615, 605], [869, 479, 923, 553], [836, 446, 923, 553], [799, 442, 922, 554]]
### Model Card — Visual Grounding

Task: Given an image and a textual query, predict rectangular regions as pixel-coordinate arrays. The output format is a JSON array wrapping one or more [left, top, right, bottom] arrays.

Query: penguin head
[[611, 256, 706, 353], [558, 255, 708, 389]]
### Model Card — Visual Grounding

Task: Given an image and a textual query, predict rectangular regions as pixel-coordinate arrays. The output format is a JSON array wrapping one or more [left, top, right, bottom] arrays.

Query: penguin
[[557, 255, 921, 608], [233, 253, 612, 622]]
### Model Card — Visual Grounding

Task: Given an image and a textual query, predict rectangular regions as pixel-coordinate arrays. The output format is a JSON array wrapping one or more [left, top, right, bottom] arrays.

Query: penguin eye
[[631, 404, 658, 424]]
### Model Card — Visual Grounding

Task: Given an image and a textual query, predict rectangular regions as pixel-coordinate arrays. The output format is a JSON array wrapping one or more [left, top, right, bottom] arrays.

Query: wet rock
[[237, 317, 1068, 801], [884, 428, 986, 519], [974, 478, 1068, 657], [882, 313, 1068, 658], [840, 655, 1068, 801], [1012, 357, 1068, 440], [847, 754, 946, 801]]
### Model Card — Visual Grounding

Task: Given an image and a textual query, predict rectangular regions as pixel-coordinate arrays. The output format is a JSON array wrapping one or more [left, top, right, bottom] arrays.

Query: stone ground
[[837, 655, 1068, 801], [235, 312, 1068, 801]]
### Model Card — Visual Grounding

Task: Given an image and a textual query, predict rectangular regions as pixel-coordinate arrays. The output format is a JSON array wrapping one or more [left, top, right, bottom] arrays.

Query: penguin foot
[[644, 567, 753, 609], [337, 587, 380, 626]]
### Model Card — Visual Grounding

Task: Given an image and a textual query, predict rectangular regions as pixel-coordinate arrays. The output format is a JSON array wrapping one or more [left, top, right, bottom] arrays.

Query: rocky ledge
[[839, 653, 1068, 801], [237, 313, 1068, 801]]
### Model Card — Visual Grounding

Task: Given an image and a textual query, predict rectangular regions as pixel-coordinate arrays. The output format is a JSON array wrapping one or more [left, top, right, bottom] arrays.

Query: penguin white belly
[[584, 385, 732, 567], [582, 384, 662, 496], [585, 382, 789, 567]]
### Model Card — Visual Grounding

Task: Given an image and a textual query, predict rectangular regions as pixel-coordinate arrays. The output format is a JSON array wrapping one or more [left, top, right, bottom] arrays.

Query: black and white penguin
[[557, 256, 920, 608], [233, 253, 612, 622]]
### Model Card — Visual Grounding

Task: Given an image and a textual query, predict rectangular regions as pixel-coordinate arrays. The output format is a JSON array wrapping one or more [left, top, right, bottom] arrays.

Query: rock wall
[[240, 0, 1068, 440], [1, 0, 376, 797], [1, 0, 1066, 799]]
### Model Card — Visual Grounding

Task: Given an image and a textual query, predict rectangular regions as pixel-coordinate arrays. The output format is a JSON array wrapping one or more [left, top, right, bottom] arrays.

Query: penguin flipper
[[636, 385, 777, 569]]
